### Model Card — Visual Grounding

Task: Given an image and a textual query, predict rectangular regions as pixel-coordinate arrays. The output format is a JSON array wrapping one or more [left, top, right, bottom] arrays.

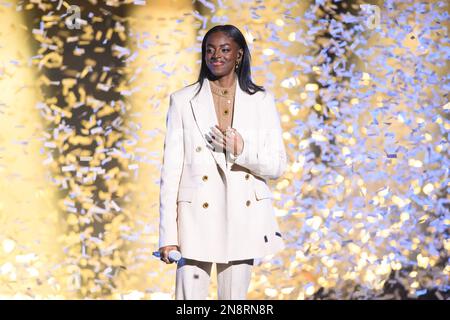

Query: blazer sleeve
[[159, 94, 183, 249], [230, 91, 287, 180]]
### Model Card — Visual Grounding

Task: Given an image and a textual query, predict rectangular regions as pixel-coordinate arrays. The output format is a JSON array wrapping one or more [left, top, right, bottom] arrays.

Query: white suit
[[159, 78, 287, 263]]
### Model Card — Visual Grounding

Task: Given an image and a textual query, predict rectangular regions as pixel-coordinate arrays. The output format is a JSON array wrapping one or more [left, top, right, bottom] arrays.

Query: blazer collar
[[189, 77, 249, 173]]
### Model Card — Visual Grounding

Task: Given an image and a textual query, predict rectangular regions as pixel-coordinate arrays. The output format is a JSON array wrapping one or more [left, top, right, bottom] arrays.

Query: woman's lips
[[211, 61, 224, 67]]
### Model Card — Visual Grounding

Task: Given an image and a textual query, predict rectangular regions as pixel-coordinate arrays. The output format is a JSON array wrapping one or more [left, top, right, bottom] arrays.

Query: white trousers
[[175, 258, 254, 300]]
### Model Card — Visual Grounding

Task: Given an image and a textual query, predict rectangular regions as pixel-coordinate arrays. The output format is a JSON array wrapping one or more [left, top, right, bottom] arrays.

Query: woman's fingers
[[160, 246, 177, 264], [210, 136, 226, 151], [211, 126, 225, 140], [209, 127, 226, 149], [160, 249, 169, 264], [208, 126, 242, 155]]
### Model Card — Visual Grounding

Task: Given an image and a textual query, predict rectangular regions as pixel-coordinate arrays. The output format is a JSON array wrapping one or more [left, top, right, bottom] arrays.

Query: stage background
[[0, 0, 448, 299]]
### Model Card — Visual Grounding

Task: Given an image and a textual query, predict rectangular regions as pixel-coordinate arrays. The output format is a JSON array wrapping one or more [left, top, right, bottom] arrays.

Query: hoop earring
[[235, 61, 240, 70]]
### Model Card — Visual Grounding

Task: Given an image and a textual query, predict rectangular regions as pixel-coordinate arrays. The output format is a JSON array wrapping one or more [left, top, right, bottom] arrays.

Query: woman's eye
[[222, 48, 230, 52]]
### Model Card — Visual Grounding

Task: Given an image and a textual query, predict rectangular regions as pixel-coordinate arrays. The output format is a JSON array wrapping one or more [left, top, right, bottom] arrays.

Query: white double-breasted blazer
[[159, 78, 287, 263]]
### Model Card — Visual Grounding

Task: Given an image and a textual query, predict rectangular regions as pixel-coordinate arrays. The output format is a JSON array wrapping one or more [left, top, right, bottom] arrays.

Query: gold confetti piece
[[305, 83, 319, 91]]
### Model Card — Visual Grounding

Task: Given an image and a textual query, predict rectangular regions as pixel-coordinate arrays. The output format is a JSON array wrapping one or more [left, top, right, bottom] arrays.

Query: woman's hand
[[209, 125, 243, 156], [159, 245, 180, 264]]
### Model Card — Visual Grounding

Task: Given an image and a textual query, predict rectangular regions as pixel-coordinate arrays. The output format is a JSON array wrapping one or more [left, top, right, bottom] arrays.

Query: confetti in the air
[[0, 0, 448, 300]]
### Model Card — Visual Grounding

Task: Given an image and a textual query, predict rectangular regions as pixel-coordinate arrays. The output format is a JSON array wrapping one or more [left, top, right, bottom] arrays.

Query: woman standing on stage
[[158, 24, 287, 300]]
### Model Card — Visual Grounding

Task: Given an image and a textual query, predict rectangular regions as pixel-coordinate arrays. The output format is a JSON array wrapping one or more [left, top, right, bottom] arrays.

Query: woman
[[158, 24, 287, 300]]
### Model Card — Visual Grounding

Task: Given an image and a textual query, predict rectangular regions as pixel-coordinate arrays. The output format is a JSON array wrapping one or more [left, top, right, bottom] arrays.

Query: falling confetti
[[0, 0, 447, 300]]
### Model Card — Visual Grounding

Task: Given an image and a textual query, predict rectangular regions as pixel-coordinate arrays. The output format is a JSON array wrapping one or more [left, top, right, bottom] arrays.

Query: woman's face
[[205, 31, 243, 78]]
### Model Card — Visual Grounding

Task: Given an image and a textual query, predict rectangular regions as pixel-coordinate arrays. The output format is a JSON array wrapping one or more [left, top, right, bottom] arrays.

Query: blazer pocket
[[254, 183, 274, 201], [177, 187, 195, 203]]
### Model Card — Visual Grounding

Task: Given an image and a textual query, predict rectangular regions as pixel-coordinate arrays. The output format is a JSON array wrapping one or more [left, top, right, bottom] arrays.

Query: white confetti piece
[[62, 164, 76, 172]]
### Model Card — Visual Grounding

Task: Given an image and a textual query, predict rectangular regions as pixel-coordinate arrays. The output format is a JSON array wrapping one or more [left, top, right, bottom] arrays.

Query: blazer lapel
[[190, 78, 226, 172]]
